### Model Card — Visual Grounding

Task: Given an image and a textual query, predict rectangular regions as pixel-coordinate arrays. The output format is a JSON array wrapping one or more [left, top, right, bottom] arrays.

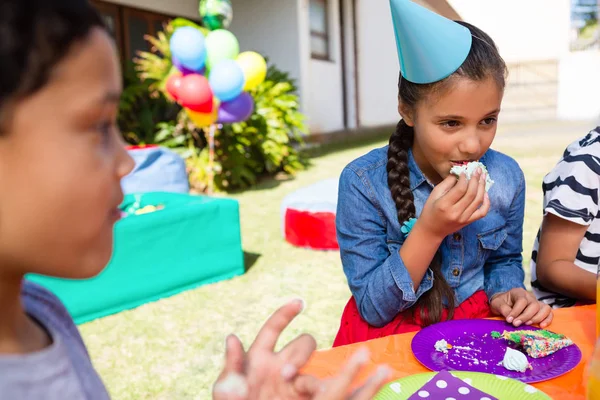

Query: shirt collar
[[408, 149, 428, 191]]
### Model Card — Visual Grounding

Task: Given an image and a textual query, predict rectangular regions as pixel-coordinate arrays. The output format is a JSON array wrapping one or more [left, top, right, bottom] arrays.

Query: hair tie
[[401, 217, 417, 238]]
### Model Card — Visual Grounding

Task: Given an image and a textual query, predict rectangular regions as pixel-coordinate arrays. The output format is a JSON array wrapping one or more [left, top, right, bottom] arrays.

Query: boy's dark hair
[[0, 0, 106, 129], [386, 21, 507, 327]]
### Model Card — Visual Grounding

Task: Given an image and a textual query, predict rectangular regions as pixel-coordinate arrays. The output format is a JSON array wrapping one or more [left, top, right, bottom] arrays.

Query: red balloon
[[178, 74, 214, 113], [166, 73, 183, 100]]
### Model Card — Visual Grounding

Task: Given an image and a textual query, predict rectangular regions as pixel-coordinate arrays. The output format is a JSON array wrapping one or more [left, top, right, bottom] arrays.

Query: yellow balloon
[[186, 100, 219, 128], [236, 51, 267, 91]]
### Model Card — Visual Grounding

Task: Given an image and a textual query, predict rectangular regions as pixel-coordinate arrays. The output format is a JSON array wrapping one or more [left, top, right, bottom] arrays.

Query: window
[[91, 1, 172, 63], [309, 0, 331, 60], [122, 8, 170, 60]]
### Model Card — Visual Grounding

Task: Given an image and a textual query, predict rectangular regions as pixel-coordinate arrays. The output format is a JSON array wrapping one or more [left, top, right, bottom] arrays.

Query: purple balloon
[[173, 57, 205, 76], [218, 92, 254, 123]]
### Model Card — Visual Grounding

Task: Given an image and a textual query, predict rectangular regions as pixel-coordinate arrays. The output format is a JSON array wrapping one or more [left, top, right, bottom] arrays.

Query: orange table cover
[[303, 305, 596, 399]]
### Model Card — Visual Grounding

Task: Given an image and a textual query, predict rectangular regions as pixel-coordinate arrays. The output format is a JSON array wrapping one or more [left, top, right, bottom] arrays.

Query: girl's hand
[[418, 168, 490, 240], [490, 288, 553, 329]]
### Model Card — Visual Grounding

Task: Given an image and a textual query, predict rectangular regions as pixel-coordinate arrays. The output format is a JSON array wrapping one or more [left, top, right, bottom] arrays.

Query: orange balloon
[[186, 98, 219, 128]]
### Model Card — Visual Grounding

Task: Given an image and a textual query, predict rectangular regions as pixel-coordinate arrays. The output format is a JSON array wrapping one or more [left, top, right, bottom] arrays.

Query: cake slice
[[449, 161, 494, 192], [492, 329, 574, 358]]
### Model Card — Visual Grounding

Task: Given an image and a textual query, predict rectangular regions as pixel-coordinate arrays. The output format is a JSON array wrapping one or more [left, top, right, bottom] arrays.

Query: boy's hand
[[213, 300, 391, 400]]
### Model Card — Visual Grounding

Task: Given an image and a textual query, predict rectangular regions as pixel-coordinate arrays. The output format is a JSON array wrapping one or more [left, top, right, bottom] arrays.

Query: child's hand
[[419, 168, 490, 240], [490, 288, 553, 329], [212, 300, 391, 400]]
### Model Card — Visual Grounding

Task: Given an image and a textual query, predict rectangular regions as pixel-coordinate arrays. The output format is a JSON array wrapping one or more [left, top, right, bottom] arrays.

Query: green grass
[[79, 120, 594, 399]]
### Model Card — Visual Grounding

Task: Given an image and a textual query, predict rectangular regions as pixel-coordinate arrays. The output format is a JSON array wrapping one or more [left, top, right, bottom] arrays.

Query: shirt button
[[452, 268, 460, 277], [453, 233, 462, 241]]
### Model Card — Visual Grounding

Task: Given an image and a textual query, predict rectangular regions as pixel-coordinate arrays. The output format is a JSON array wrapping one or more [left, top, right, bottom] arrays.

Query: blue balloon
[[172, 57, 202, 75], [209, 60, 245, 102], [170, 27, 207, 71]]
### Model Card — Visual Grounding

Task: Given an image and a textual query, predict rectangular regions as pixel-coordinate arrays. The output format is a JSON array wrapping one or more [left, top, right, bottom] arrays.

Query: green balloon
[[199, 0, 233, 31], [205, 29, 239, 70]]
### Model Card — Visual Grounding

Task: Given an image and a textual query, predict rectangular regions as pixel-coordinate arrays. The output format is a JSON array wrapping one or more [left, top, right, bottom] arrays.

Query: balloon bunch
[[165, 22, 267, 128], [164, 0, 267, 195]]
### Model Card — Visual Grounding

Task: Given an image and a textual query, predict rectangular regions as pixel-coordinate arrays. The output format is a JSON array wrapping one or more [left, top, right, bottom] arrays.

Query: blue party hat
[[389, 0, 472, 84]]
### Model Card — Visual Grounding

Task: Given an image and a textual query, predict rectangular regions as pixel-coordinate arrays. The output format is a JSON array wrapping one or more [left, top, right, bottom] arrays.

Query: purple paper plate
[[411, 319, 582, 384]]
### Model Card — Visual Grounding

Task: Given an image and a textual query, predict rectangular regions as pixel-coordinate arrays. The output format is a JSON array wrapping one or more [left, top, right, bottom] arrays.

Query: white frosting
[[449, 161, 494, 192], [501, 347, 530, 372], [213, 373, 248, 397], [434, 339, 449, 354]]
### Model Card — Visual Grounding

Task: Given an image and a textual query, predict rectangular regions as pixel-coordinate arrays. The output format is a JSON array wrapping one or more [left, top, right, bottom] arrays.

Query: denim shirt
[[336, 146, 526, 327]]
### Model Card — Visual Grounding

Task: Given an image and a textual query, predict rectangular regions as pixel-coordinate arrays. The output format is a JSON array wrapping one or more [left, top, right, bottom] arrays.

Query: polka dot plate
[[374, 371, 551, 400]]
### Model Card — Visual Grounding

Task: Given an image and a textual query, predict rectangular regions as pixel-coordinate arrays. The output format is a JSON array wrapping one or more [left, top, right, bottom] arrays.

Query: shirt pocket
[[476, 219, 508, 264]]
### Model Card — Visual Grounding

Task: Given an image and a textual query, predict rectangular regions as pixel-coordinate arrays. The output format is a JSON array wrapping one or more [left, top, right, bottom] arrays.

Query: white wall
[[557, 51, 600, 120], [448, 0, 571, 63], [354, 0, 445, 128], [353, 0, 400, 127], [106, 0, 199, 19], [306, 0, 345, 133], [229, 0, 304, 103], [297, 0, 311, 117]]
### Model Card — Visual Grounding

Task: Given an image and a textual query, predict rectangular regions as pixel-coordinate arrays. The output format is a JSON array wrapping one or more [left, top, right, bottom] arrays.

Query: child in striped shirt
[[531, 126, 600, 307]]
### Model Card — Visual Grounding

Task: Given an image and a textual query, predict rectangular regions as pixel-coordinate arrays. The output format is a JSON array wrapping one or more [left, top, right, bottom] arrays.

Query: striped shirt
[[530, 127, 600, 308]]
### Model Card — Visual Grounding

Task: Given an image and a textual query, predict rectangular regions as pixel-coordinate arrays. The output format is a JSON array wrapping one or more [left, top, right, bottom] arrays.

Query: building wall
[[354, 0, 448, 128], [305, 0, 345, 133], [229, 0, 304, 105], [557, 51, 600, 120], [448, 0, 571, 62], [353, 0, 398, 128]]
